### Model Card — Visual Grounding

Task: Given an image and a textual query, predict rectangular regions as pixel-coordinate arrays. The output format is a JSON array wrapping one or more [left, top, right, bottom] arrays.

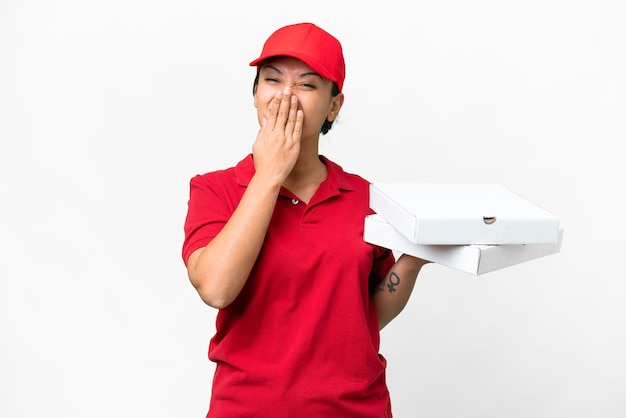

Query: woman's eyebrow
[[299, 71, 322, 79], [263, 65, 322, 79], [263, 64, 283, 74]]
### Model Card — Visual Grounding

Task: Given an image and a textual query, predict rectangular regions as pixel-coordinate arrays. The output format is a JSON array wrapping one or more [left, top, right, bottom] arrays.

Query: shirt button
[[291, 198, 299, 205]]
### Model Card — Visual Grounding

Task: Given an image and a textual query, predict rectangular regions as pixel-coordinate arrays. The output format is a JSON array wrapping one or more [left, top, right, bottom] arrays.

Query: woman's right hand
[[252, 87, 304, 186]]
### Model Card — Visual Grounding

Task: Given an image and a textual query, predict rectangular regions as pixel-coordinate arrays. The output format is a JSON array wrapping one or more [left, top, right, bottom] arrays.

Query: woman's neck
[[283, 152, 327, 204]]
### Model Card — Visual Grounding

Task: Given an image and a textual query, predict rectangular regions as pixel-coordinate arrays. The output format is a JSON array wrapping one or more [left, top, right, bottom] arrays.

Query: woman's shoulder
[[190, 154, 253, 187], [321, 156, 372, 190]]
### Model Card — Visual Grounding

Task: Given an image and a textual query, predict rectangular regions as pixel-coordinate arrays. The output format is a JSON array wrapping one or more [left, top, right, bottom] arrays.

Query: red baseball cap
[[249, 22, 346, 92]]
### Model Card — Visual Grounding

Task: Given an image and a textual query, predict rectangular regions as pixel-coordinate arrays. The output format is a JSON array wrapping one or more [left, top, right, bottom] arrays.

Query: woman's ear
[[327, 92, 344, 122]]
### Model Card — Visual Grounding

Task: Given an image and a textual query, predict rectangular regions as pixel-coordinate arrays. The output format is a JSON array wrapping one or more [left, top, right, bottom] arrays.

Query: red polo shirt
[[183, 154, 395, 417]]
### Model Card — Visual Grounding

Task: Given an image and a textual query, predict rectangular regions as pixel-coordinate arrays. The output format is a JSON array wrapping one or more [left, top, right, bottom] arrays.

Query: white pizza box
[[364, 214, 563, 275], [370, 183, 561, 245]]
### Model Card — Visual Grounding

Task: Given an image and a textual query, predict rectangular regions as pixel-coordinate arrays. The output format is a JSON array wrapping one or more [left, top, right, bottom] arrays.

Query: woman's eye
[[264, 77, 279, 83], [299, 83, 316, 89]]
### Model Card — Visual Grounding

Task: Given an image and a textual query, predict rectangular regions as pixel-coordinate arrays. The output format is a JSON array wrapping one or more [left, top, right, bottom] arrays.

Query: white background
[[1, 1, 624, 417]]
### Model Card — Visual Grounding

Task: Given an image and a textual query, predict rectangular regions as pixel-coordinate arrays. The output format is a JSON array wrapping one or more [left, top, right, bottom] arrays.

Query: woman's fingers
[[276, 87, 294, 129], [266, 87, 293, 130], [285, 94, 298, 134], [292, 109, 303, 143], [252, 87, 303, 182], [265, 90, 281, 128], [264, 87, 302, 142]]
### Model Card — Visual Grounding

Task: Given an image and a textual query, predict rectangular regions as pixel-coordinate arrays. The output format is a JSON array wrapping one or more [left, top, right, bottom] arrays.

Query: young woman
[[182, 22, 430, 418]]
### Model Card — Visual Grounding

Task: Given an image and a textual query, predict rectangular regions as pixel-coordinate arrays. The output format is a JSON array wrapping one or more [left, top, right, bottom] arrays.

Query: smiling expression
[[254, 57, 344, 141]]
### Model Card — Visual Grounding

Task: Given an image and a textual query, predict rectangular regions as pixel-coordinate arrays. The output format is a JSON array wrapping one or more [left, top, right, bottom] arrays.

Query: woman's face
[[254, 56, 343, 141]]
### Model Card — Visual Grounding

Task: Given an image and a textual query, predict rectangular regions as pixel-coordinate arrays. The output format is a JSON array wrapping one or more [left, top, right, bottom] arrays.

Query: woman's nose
[[279, 82, 295, 90], [275, 84, 299, 99]]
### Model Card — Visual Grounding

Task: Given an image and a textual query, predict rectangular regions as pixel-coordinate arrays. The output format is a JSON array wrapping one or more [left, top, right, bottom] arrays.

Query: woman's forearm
[[186, 174, 281, 308], [373, 254, 430, 330]]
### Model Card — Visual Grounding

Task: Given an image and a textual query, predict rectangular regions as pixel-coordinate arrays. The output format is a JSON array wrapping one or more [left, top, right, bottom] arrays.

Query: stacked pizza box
[[364, 183, 563, 275]]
